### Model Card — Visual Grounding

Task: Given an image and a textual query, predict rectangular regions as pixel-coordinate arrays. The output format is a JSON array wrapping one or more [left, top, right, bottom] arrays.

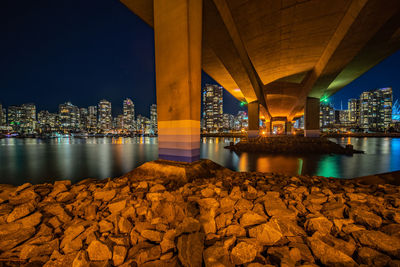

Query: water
[[0, 137, 399, 185]]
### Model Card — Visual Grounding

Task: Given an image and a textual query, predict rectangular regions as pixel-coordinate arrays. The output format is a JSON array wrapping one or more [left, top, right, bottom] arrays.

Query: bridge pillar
[[304, 97, 320, 137], [154, 0, 202, 162], [285, 121, 293, 135], [248, 101, 259, 138]]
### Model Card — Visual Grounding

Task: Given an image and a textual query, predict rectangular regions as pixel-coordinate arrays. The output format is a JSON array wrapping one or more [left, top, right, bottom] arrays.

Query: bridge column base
[[304, 129, 320, 137], [248, 101, 260, 138]]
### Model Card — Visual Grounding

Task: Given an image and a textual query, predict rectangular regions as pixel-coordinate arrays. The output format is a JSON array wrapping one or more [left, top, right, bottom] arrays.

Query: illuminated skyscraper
[[202, 84, 223, 133], [0, 104, 4, 126], [7, 103, 36, 133], [123, 98, 135, 131], [320, 103, 335, 127], [38, 110, 58, 132], [222, 113, 235, 131], [348, 98, 360, 124], [87, 106, 97, 132], [79, 108, 89, 130], [360, 87, 392, 131], [150, 104, 157, 133], [59, 102, 79, 132], [98, 99, 112, 131]]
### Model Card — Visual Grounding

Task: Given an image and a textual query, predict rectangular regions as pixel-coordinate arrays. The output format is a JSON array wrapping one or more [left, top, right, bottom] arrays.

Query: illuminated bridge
[[121, 0, 400, 162]]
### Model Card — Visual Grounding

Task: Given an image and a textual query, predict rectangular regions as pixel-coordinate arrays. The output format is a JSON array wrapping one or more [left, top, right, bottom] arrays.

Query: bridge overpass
[[121, 0, 400, 162]]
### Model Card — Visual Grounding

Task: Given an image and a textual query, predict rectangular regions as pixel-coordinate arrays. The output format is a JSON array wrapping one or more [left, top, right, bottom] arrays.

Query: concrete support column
[[248, 101, 259, 138], [265, 121, 272, 136], [304, 97, 320, 137], [285, 121, 293, 135], [154, 0, 202, 162]]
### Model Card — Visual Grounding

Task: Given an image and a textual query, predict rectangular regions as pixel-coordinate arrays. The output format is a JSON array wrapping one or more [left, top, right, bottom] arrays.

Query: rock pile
[[226, 136, 363, 155], [0, 164, 399, 266]]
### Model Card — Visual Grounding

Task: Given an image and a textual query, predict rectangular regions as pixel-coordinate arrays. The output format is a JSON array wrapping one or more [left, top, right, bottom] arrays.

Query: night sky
[[0, 0, 398, 117]]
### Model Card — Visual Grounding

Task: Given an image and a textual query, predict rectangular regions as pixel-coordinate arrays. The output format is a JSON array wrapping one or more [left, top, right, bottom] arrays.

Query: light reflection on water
[[0, 137, 399, 185]]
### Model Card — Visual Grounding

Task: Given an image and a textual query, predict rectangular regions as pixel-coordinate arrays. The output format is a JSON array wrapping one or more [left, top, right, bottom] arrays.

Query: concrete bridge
[[121, 0, 400, 162]]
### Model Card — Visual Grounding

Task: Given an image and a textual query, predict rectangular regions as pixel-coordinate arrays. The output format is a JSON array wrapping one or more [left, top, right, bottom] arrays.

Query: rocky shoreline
[[0, 160, 399, 266], [226, 136, 363, 155]]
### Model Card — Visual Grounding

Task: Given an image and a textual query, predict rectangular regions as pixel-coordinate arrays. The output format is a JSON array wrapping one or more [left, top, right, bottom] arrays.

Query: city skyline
[[1, 0, 399, 118]]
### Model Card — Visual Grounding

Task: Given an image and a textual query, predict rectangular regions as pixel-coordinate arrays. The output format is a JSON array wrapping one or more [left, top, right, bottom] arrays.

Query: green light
[[240, 101, 247, 107], [320, 97, 329, 103]]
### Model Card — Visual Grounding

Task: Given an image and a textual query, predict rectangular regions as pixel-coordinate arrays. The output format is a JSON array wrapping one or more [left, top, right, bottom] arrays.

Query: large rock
[[263, 192, 297, 219], [305, 216, 333, 234], [230, 242, 258, 265], [349, 208, 382, 228], [7, 202, 35, 223], [352, 230, 400, 257], [113, 245, 128, 266], [203, 244, 233, 267], [20, 239, 59, 260], [357, 247, 391, 266], [0, 224, 35, 251], [240, 211, 267, 228], [307, 233, 358, 267], [87, 240, 112, 261], [248, 222, 283, 245], [177, 232, 204, 267]]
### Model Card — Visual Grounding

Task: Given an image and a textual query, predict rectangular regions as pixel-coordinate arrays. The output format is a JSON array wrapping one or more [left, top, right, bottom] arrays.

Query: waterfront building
[[393, 99, 400, 122], [320, 103, 335, 127], [98, 99, 112, 131], [222, 113, 235, 131], [348, 98, 360, 124], [235, 111, 248, 131], [0, 104, 4, 126], [335, 109, 349, 124], [114, 115, 124, 130], [87, 106, 98, 132], [123, 98, 135, 132], [38, 110, 58, 132], [360, 87, 393, 132], [79, 108, 89, 131], [202, 84, 223, 133], [8, 104, 37, 133], [59, 102, 79, 132], [150, 104, 157, 133]]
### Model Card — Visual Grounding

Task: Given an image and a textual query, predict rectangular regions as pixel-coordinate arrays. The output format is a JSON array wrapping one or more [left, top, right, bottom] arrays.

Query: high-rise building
[[335, 109, 349, 124], [123, 98, 135, 132], [348, 98, 360, 124], [79, 108, 89, 130], [87, 106, 98, 132], [235, 111, 248, 131], [0, 104, 4, 126], [360, 87, 392, 131], [114, 115, 124, 130], [8, 104, 36, 133], [98, 100, 112, 131], [202, 84, 223, 133], [222, 113, 235, 131], [59, 102, 79, 132], [150, 104, 157, 133], [320, 103, 335, 127], [38, 110, 58, 132]]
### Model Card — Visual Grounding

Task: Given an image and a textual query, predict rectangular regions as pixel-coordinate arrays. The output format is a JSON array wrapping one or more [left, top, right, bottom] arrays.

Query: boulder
[[352, 230, 400, 257], [305, 216, 333, 234], [141, 230, 163, 242], [349, 209, 382, 228], [203, 243, 233, 267], [7, 202, 35, 223], [240, 211, 267, 228], [87, 240, 112, 261], [113, 245, 128, 266], [248, 222, 283, 245], [0, 224, 35, 251], [72, 251, 90, 267], [177, 232, 204, 267], [307, 233, 358, 267], [230, 242, 258, 265], [357, 247, 391, 266]]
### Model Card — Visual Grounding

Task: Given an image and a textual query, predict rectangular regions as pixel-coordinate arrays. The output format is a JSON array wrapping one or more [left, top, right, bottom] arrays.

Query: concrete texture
[[304, 97, 320, 137]]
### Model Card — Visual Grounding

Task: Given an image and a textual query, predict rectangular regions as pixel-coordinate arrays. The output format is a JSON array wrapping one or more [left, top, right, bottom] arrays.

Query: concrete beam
[[154, 0, 202, 162]]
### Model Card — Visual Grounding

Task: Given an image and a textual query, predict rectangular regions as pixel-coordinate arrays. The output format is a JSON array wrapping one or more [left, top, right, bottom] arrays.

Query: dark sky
[[0, 0, 398, 117]]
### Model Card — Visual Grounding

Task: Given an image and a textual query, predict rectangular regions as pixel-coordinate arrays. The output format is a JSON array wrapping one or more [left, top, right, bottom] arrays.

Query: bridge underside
[[121, 0, 400, 161]]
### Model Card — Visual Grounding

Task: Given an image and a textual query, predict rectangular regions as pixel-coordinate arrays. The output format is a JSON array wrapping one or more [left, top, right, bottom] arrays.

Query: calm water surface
[[0, 137, 399, 185]]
